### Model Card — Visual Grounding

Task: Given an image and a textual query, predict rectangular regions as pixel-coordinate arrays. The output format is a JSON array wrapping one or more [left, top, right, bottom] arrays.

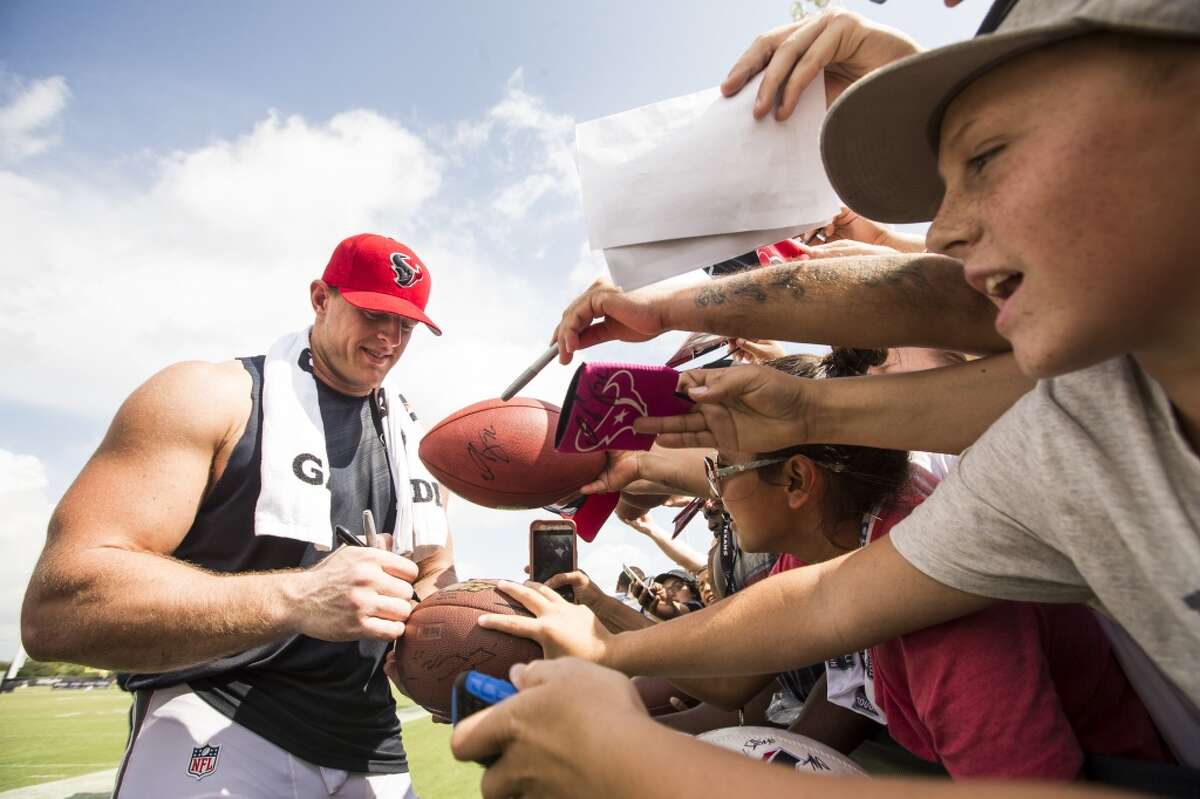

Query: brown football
[[395, 579, 543, 717], [418, 397, 605, 509]]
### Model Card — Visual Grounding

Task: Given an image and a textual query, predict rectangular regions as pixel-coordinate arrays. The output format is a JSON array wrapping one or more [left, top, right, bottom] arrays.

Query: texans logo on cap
[[390, 252, 424, 288], [321, 233, 442, 335]]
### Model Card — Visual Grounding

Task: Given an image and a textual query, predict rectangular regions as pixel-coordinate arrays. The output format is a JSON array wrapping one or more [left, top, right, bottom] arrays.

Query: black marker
[[334, 525, 364, 548]]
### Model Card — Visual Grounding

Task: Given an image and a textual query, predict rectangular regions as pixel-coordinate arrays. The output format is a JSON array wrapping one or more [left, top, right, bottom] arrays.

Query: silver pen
[[362, 509, 380, 549], [500, 343, 560, 401]]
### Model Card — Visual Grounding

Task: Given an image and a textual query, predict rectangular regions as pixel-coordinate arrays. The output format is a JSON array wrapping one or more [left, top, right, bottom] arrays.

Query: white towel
[[254, 328, 448, 555]]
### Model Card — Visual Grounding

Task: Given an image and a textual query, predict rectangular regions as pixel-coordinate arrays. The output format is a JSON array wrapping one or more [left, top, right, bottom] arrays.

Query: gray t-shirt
[[891, 355, 1200, 709]]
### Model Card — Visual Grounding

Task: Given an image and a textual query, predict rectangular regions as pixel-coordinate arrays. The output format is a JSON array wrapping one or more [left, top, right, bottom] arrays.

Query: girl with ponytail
[[705, 349, 1170, 778]]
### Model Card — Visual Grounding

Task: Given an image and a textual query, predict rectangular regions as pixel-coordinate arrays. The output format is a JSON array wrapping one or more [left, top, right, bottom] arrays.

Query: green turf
[[0, 686, 129, 792], [404, 717, 483, 798], [0, 686, 482, 797]]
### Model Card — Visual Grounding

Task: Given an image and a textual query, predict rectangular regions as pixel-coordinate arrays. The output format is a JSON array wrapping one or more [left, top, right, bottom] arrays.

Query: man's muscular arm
[[20, 361, 417, 673], [555, 254, 1006, 363]]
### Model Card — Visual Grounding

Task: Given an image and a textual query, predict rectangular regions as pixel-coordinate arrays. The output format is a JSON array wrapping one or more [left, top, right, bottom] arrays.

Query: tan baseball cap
[[820, 0, 1200, 224]]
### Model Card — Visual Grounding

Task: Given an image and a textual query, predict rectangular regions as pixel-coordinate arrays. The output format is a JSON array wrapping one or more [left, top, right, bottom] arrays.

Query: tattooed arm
[[553, 253, 1006, 364]]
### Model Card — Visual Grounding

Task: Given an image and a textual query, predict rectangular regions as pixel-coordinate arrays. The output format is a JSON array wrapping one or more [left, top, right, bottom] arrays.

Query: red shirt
[[755, 237, 809, 265], [771, 475, 1170, 779]]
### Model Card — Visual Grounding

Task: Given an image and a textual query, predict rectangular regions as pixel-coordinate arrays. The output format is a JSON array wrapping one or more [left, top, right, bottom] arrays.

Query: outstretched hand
[[729, 337, 788, 364], [721, 9, 920, 119], [633, 365, 811, 452], [619, 511, 664, 540], [579, 450, 643, 496], [477, 580, 613, 663], [450, 658, 649, 797], [545, 571, 607, 611], [799, 238, 899, 259], [551, 279, 670, 364], [800, 207, 925, 255]]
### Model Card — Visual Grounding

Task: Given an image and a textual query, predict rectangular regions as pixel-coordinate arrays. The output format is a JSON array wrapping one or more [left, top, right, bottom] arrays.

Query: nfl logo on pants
[[187, 744, 220, 780]]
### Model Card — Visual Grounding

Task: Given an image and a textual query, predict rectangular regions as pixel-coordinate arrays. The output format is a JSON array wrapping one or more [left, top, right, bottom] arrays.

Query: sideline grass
[[0, 686, 128, 792], [0, 686, 482, 796]]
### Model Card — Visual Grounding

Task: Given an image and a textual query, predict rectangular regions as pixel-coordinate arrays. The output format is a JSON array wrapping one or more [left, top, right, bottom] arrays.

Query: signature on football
[[467, 426, 512, 481]]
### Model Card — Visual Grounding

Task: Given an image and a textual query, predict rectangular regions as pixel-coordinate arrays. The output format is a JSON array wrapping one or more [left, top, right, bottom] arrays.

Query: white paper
[[603, 224, 811, 292], [575, 74, 841, 286]]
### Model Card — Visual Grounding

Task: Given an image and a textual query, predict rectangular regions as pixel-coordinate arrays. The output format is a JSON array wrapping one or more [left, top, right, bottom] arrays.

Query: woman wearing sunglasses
[[680, 350, 1171, 778], [508, 349, 1172, 779]]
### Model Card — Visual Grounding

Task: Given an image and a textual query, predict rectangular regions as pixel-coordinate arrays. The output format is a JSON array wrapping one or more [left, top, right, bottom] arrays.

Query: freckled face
[[927, 38, 1200, 378]]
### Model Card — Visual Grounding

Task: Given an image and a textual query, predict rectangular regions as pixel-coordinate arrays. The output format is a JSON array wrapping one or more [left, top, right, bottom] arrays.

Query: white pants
[[114, 685, 418, 799]]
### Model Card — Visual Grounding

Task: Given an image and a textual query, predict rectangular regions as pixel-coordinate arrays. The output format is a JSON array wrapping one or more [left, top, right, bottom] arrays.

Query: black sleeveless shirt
[[122, 356, 407, 773]]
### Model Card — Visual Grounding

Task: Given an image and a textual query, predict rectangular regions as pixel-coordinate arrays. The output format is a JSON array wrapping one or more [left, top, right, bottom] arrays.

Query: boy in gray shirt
[[456, 1, 1200, 791]]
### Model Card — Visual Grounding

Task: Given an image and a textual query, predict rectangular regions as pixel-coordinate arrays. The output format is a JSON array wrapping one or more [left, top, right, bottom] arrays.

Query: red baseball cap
[[321, 233, 442, 336]]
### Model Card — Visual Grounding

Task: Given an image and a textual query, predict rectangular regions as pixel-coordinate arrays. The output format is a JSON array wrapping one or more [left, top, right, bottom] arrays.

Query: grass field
[[0, 686, 482, 797]]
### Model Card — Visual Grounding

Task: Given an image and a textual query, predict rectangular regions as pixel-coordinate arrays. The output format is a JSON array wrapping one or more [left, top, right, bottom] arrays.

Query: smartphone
[[451, 671, 517, 766], [621, 563, 656, 608], [621, 563, 648, 593], [530, 519, 577, 602]]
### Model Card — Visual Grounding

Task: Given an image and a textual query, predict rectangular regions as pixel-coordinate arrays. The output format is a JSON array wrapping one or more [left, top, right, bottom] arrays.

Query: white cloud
[[581, 541, 650, 595], [0, 102, 519, 423], [568, 243, 608, 292], [0, 70, 711, 617], [493, 172, 559, 219], [0, 75, 70, 162], [448, 69, 579, 222], [0, 451, 54, 661], [0, 70, 618, 606]]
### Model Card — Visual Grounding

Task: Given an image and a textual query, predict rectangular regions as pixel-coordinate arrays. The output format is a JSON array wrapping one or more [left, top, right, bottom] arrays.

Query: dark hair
[[757, 349, 910, 532]]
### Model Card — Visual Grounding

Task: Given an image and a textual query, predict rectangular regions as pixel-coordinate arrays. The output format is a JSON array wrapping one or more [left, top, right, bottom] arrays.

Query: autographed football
[[419, 398, 605, 509], [395, 580, 543, 718], [697, 727, 867, 776]]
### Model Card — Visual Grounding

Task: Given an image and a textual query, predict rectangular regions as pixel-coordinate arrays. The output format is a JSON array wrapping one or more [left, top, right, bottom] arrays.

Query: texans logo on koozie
[[186, 744, 220, 780], [390, 252, 424, 288], [556, 363, 692, 458], [573, 370, 650, 453]]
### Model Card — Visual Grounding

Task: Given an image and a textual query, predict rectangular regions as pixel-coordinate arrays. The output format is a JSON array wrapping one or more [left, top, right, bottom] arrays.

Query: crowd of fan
[[448, 3, 1200, 797]]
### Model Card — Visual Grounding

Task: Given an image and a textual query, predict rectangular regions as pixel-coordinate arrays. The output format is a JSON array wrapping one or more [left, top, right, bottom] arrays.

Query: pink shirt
[[771, 476, 1170, 778]]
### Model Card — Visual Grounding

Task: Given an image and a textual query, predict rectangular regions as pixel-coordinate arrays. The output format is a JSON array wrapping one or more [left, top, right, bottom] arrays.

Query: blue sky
[[0, 0, 988, 660]]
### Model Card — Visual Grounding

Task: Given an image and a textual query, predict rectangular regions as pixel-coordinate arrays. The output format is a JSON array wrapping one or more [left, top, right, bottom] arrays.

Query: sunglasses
[[704, 455, 789, 499], [669, 454, 797, 538]]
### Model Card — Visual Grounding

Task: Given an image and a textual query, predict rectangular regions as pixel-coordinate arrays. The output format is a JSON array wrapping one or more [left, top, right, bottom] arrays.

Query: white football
[[696, 726, 867, 776]]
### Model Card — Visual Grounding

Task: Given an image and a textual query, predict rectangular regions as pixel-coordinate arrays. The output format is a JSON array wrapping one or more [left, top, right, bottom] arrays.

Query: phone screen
[[531, 529, 576, 584]]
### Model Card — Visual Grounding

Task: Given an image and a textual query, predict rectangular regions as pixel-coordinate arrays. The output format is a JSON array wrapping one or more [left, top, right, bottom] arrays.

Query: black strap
[[719, 515, 738, 595], [1083, 753, 1200, 798], [368, 389, 399, 533], [976, 0, 1019, 35]]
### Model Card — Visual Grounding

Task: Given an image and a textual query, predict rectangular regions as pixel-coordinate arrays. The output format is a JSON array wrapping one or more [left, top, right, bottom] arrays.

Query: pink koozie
[[555, 363, 694, 454], [571, 492, 621, 542]]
